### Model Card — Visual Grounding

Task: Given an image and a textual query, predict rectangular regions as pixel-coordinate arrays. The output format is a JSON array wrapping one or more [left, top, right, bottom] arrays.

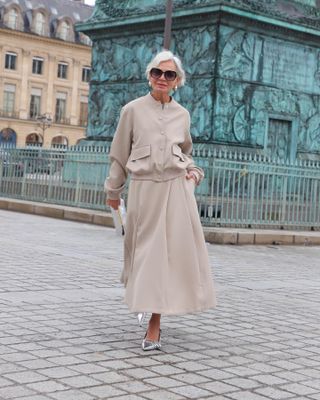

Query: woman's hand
[[107, 198, 120, 210], [186, 172, 198, 185]]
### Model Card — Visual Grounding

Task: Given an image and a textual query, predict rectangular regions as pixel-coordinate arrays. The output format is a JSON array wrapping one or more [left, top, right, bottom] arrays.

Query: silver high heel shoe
[[141, 329, 161, 351], [137, 312, 146, 326]]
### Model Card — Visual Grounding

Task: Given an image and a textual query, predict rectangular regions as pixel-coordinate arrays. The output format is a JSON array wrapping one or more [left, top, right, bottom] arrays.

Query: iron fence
[[0, 145, 320, 229]]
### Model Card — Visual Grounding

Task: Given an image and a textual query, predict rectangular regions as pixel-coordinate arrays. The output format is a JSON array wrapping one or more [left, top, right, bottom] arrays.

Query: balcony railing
[[0, 110, 19, 119], [0, 111, 82, 127], [54, 117, 71, 125]]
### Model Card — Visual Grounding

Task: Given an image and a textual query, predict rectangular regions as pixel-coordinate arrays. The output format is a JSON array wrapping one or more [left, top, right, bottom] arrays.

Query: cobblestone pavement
[[0, 209, 320, 400]]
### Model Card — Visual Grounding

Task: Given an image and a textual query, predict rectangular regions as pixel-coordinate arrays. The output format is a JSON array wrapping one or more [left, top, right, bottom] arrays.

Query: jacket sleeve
[[180, 111, 204, 185], [104, 105, 133, 200]]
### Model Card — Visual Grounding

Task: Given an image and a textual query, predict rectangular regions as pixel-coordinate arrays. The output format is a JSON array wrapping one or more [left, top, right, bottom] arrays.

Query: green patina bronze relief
[[89, 24, 215, 140], [77, 0, 320, 161]]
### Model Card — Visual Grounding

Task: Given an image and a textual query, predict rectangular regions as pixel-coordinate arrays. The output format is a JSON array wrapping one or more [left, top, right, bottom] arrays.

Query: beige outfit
[[105, 93, 216, 315]]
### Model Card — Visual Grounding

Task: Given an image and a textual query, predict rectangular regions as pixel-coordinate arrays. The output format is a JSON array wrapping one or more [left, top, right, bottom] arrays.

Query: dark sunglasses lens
[[150, 68, 162, 79], [164, 70, 177, 81]]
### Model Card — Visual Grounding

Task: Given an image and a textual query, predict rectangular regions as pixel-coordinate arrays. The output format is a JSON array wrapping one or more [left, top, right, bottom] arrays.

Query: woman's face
[[149, 60, 180, 94]]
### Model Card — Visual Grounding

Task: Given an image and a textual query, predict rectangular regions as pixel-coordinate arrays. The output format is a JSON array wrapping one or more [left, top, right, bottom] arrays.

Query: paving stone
[[46, 356, 86, 366], [143, 389, 186, 400], [223, 377, 261, 389], [26, 380, 69, 393], [275, 371, 313, 382], [204, 397, 236, 400], [280, 383, 319, 396], [18, 359, 58, 370], [98, 359, 134, 370], [199, 380, 239, 394], [124, 367, 159, 379], [112, 395, 149, 400], [68, 363, 106, 374], [50, 390, 95, 400], [228, 391, 271, 400], [173, 361, 210, 372], [198, 368, 235, 380], [126, 357, 162, 367], [83, 384, 126, 398], [3, 370, 48, 384], [253, 374, 288, 385], [301, 379, 320, 390], [59, 375, 102, 389], [19, 396, 53, 400], [255, 387, 296, 399], [38, 367, 80, 379], [170, 384, 213, 399], [173, 372, 210, 385], [149, 364, 185, 375], [144, 376, 185, 389], [0, 385, 36, 398], [0, 376, 14, 387]]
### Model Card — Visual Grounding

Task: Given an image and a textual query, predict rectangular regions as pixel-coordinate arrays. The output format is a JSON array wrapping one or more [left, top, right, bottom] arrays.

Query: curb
[[1, 197, 319, 246]]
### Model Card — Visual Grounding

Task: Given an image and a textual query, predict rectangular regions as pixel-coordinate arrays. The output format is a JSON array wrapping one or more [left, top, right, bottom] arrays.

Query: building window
[[79, 97, 88, 126], [35, 12, 46, 35], [29, 88, 42, 119], [3, 84, 16, 116], [55, 92, 67, 123], [32, 57, 43, 74], [82, 67, 91, 83], [7, 8, 18, 30], [5, 52, 17, 70], [59, 21, 70, 41], [57, 62, 68, 79]]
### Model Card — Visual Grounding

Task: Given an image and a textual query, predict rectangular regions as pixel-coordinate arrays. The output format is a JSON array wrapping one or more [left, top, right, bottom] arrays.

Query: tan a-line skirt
[[121, 175, 216, 315]]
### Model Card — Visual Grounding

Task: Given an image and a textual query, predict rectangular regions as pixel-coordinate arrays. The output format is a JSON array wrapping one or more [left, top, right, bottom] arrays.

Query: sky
[[85, 0, 95, 5]]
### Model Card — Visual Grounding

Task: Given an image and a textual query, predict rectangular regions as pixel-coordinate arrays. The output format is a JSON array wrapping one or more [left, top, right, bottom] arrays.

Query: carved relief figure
[[173, 26, 216, 75], [220, 29, 255, 80], [305, 114, 320, 151]]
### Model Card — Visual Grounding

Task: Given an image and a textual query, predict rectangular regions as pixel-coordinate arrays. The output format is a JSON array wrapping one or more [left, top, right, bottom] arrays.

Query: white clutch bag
[[110, 198, 126, 236]]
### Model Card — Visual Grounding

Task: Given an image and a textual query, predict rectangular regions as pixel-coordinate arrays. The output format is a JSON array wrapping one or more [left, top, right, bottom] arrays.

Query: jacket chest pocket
[[171, 144, 187, 172], [126, 144, 151, 175], [172, 144, 185, 162]]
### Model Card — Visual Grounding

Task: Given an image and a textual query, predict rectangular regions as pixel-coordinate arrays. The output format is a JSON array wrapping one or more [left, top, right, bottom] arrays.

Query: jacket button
[[159, 147, 164, 151]]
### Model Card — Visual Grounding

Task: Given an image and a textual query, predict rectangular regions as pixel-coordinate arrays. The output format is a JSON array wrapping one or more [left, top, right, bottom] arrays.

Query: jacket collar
[[146, 92, 178, 109]]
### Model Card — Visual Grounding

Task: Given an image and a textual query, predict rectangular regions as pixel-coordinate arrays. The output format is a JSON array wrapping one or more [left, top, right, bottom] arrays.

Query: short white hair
[[145, 50, 186, 87]]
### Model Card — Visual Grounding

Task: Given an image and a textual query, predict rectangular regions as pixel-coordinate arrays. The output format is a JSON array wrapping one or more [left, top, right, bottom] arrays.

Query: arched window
[[52, 135, 68, 147], [35, 12, 46, 35], [0, 128, 17, 146], [59, 21, 70, 41], [26, 133, 42, 146], [7, 8, 18, 29]]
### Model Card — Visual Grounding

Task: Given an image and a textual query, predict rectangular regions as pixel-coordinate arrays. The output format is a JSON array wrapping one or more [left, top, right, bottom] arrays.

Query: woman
[[105, 50, 216, 351]]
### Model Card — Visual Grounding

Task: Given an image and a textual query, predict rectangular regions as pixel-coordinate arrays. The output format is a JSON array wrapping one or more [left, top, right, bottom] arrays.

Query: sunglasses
[[150, 67, 177, 81]]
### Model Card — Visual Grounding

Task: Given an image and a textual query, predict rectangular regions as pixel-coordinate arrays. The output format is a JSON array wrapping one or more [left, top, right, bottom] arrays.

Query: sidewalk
[[1, 197, 320, 246], [0, 209, 320, 400]]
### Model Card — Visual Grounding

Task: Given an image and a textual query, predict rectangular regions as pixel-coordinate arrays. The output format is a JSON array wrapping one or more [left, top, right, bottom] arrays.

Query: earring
[[148, 81, 152, 87], [174, 85, 178, 91]]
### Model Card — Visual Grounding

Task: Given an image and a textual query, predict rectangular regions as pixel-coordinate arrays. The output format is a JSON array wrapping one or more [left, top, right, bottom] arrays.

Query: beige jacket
[[105, 93, 204, 200]]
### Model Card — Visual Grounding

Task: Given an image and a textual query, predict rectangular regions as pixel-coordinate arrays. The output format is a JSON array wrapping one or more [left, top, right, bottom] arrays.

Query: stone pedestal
[[77, 0, 320, 162]]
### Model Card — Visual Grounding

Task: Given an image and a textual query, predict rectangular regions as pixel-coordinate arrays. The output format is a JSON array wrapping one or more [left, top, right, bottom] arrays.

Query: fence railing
[[1, 145, 320, 230]]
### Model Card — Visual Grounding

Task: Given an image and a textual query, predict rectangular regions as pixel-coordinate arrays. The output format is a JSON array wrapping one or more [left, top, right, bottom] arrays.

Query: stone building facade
[[0, 0, 93, 147]]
